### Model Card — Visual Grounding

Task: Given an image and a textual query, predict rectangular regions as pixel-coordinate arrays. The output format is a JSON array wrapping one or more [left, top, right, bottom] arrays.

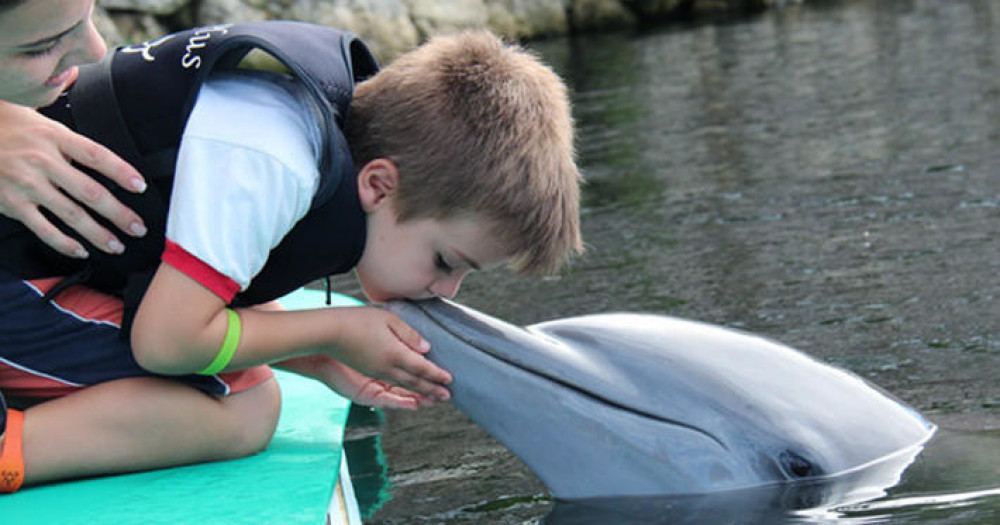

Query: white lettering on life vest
[[120, 34, 176, 62], [180, 24, 233, 70]]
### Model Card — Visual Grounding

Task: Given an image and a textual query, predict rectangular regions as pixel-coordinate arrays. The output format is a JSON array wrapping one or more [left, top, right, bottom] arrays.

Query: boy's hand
[[330, 307, 452, 402], [0, 102, 148, 258], [277, 354, 435, 410]]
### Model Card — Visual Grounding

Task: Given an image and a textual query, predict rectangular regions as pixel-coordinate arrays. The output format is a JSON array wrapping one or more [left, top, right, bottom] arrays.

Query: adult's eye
[[21, 43, 60, 58]]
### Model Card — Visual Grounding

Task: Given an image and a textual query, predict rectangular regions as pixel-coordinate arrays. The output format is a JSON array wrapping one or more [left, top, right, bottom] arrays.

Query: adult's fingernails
[[131, 177, 147, 193], [108, 239, 125, 254], [74, 248, 89, 259], [130, 221, 147, 237]]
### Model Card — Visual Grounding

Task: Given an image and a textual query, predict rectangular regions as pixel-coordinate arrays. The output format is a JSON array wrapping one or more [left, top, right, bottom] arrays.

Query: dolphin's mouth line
[[485, 351, 730, 450], [416, 303, 728, 451]]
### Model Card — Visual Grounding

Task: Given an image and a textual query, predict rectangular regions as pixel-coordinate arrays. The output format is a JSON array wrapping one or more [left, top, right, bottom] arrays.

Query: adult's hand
[[0, 101, 147, 258]]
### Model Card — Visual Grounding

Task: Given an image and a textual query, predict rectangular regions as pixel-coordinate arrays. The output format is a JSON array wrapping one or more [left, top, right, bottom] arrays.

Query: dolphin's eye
[[779, 450, 819, 479]]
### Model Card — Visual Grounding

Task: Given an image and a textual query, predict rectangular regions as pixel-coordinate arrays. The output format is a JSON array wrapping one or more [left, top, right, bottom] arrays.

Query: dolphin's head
[[386, 299, 935, 500]]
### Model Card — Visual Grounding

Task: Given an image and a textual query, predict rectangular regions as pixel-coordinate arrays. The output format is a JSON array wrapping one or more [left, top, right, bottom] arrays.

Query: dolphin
[[385, 298, 936, 500]]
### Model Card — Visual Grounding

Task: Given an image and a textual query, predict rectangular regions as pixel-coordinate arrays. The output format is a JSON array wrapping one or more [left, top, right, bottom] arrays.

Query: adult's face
[[0, 0, 105, 107]]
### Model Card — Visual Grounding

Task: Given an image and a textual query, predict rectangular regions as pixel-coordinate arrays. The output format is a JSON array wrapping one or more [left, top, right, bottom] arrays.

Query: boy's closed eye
[[434, 253, 454, 274]]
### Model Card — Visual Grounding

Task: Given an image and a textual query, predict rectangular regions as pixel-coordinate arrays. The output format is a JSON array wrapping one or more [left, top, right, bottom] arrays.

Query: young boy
[[0, 20, 582, 492]]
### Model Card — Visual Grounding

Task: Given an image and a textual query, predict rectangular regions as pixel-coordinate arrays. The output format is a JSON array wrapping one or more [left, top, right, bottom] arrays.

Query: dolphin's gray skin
[[541, 441, 927, 523], [385, 299, 936, 500], [546, 430, 1000, 523]]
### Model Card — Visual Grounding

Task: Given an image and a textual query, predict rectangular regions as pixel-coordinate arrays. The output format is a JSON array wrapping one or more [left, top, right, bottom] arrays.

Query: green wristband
[[197, 309, 241, 375]]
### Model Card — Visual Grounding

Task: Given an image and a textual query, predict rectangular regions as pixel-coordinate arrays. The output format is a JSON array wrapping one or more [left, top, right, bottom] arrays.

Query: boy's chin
[[360, 289, 387, 305], [360, 286, 434, 305], [357, 279, 391, 305]]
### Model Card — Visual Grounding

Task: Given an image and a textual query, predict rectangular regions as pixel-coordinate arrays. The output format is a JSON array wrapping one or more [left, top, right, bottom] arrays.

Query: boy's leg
[[18, 374, 281, 486], [1, 270, 281, 486]]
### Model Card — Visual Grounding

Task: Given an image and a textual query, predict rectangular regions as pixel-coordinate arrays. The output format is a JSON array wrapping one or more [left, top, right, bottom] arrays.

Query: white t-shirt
[[162, 72, 323, 302]]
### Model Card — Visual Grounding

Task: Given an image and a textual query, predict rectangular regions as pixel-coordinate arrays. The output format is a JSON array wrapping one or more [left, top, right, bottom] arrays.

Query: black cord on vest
[[41, 264, 93, 302], [325, 276, 332, 306]]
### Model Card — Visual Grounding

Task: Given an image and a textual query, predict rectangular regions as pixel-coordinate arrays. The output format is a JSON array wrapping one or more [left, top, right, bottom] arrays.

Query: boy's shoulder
[[183, 71, 321, 175]]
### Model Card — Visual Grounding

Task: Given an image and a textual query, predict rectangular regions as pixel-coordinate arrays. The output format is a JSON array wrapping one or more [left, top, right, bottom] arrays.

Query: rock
[[567, 0, 636, 32], [485, 0, 567, 39], [92, 0, 798, 63], [404, 0, 489, 39], [99, 0, 190, 16], [106, 10, 170, 45], [92, 6, 125, 47], [286, 0, 420, 62], [618, 0, 685, 18], [197, 0, 268, 25]]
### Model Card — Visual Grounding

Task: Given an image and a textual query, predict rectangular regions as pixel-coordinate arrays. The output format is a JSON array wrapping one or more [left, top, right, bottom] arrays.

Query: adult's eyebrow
[[15, 20, 82, 50]]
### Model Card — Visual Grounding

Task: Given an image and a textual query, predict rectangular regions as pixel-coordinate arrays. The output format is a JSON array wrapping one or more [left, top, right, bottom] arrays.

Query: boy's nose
[[429, 275, 463, 299]]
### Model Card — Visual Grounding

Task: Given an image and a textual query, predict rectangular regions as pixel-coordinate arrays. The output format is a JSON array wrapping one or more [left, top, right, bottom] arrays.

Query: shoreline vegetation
[[94, 0, 801, 62]]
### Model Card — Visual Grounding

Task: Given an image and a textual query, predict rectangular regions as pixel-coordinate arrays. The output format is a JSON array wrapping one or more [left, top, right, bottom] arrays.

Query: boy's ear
[[357, 159, 399, 212]]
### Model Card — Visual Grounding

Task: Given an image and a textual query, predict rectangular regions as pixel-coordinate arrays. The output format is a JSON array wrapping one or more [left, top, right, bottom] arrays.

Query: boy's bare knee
[[217, 377, 282, 459]]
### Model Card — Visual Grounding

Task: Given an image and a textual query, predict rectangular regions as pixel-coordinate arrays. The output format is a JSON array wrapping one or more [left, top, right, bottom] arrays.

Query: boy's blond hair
[[347, 31, 583, 275]]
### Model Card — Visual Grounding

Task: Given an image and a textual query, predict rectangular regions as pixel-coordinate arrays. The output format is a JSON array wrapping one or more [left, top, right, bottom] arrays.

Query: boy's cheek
[[357, 279, 387, 304]]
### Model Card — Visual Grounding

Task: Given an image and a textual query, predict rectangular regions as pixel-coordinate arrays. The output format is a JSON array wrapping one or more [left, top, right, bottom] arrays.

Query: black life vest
[[0, 21, 378, 329]]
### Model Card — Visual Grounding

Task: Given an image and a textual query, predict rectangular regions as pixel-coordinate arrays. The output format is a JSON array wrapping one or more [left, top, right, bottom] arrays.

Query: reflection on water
[[542, 431, 1000, 524], [343, 406, 393, 520], [522, 0, 1000, 331], [363, 0, 999, 522]]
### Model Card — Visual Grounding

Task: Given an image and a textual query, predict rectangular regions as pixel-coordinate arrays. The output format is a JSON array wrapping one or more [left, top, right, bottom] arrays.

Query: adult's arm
[[0, 101, 147, 258]]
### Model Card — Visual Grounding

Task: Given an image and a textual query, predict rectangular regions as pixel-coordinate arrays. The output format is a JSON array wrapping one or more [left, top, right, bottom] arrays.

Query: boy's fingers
[[406, 391, 437, 407], [392, 369, 451, 402], [387, 315, 431, 354], [379, 388, 434, 410], [383, 398, 419, 410], [411, 354, 453, 386], [354, 377, 433, 410], [366, 392, 419, 410]]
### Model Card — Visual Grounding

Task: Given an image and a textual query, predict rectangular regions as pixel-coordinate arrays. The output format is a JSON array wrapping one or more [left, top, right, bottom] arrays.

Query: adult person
[[0, 0, 148, 260]]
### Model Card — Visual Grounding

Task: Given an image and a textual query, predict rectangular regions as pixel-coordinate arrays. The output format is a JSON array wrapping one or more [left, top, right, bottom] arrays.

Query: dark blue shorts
[[0, 268, 271, 398]]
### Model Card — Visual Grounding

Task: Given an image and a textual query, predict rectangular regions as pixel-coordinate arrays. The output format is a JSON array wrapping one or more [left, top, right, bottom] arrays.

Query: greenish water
[[351, 0, 999, 522]]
